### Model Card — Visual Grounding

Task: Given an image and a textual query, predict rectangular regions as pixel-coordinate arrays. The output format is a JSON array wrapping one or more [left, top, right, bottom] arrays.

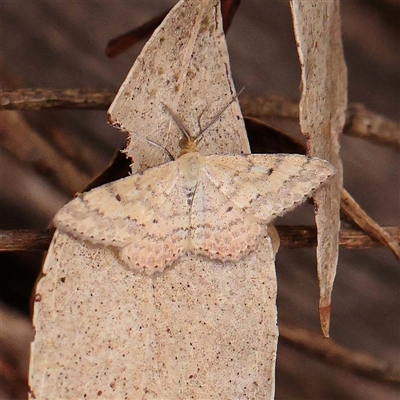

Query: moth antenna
[[195, 87, 245, 145], [196, 105, 210, 132], [146, 138, 175, 161], [161, 102, 192, 141]]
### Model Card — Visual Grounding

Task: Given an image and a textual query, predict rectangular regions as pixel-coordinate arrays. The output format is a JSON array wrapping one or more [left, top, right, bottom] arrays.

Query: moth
[[54, 104, 335, 275]]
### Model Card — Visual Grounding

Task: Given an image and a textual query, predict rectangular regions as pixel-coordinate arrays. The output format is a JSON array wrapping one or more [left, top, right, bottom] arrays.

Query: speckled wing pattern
[[54, 158, 193, 274], [190, 172, 262, 262], [201, 153, 333, 221], [54, 153, 335, 274]]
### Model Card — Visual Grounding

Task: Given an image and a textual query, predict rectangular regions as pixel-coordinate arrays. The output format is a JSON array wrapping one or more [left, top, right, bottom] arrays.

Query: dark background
[[1, 1, 399, 399]]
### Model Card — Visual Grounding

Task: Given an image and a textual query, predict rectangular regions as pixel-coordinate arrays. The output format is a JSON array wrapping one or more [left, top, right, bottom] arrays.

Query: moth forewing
[[54, 151, 335, 274]]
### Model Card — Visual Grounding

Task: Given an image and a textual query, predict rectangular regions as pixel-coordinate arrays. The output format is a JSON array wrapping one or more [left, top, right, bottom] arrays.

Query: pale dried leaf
[[108, 0, 250, 171], [29, 230, 278, 399], [29, 0, 279, 398], [290, 0, 347, 337]]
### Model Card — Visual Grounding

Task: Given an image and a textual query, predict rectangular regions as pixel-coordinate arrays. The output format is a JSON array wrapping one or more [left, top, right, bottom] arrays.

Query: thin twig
[[105, 0, 240, 58], [0, 88, 115, 110], [0, 226, 398, 253], [0, 229, 53, 252], [1, 90, 398, 258], [341, 190, 400, 259], [240, 94, 299, 120], [106, 11, 170, 58], [1, 89, 398, 152], [0, 111, 92, 194], [345, 103, 400, 152], [279, 324, 400, 386]]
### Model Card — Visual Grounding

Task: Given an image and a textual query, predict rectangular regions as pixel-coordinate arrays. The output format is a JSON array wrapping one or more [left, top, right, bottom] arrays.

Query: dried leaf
[[290, 0, 347, 337], [30, 0, 278, 398], [108, 0, 250, 169], [30, 229, 278, 399], [105, 0, 241, 58]]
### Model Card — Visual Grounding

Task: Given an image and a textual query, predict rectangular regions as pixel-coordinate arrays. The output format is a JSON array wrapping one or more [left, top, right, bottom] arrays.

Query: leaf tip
[[319, 304, 331, 338]]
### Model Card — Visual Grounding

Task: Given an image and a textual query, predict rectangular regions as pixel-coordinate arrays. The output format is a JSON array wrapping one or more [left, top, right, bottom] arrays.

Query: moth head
[[178, 135, 198, 155], [161, 89, 244, 158], [161, 102, 199, 157]]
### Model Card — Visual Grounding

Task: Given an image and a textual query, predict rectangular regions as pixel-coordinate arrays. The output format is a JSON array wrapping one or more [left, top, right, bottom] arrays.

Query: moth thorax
[[178, 136, 198, 156]]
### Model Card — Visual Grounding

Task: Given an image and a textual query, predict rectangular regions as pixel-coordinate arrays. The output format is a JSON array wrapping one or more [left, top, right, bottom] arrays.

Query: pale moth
[[54, 102, 335, 275]]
